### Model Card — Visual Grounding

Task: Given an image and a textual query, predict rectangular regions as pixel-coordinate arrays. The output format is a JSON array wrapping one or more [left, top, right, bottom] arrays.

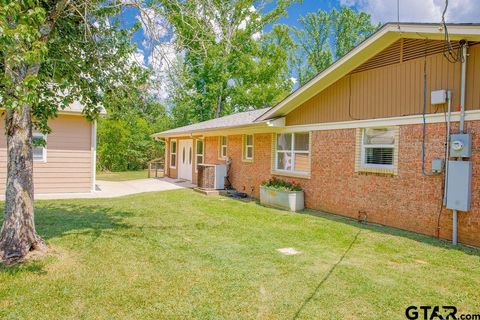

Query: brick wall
[[164, 120, 480, 247], [225, 133, 272, 196]]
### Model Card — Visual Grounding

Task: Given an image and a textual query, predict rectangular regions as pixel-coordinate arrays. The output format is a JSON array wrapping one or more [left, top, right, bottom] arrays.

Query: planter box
[[260, 186, 304, 212]]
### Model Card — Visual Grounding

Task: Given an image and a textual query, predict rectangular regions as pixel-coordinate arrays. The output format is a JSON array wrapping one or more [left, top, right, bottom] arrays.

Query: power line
[[397, 0, 400, 30]]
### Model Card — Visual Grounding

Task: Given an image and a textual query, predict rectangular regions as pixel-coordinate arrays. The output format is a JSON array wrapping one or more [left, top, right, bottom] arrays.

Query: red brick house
[[154, 23, 480, 247]]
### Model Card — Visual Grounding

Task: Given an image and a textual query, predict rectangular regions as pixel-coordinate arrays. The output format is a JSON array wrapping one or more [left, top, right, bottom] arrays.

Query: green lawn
[[1, 190, 479, 319], [96, 170, 158, 181]]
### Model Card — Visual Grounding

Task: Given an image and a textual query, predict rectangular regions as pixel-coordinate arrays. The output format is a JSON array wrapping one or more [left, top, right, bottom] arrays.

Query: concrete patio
[[2, 177, 196, 200]]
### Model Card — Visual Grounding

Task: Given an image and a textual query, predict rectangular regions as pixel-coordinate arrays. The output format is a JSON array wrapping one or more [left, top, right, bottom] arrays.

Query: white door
[[178, 140, 193, 181]]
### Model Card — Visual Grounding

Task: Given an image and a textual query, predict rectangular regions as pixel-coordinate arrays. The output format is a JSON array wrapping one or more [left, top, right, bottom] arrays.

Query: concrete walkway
[[31, 177, 196, 200]]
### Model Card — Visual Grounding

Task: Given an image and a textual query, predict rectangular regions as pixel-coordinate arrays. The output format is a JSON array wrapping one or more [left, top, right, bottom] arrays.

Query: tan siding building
[[0, 112, 96, 195]]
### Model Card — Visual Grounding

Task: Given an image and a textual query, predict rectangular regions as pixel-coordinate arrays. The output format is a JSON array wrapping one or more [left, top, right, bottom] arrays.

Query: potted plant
[[260, 177, 304, 212]]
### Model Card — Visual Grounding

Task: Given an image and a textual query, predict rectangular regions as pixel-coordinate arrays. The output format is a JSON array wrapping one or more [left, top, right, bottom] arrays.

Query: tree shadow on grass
[[0, 260, 47, 275], [300, 209, 480, 257], [0, 203, 133, 274], [33, 203, 133, 241]]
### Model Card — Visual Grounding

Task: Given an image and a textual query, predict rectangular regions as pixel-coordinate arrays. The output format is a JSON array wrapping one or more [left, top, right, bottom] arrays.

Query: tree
[[332, 7, 379, 58], [97, 92, 171, 171], [293, 9, 333, 84], [150, 0, 296, 123], [293, 6, 378, 85], [0, 1, 142, 264]]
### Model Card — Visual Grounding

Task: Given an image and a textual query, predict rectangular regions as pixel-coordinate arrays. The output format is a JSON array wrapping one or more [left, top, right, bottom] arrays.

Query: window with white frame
[[219, 136, 227, 159], [275, 132, 310, 174], [196, 139, 204, 167], [32, 133, 47, 162], [170, 140, 177, 168], [361, 128, 395, 169], [243, 134, 253, 161]]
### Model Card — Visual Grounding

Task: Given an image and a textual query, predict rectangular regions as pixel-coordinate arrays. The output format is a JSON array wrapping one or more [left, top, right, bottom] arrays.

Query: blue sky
[[121, 0, 480, 99], [122, 0, 480, 64], [122, 1, 342, 57], [270, 0, 338, 28]]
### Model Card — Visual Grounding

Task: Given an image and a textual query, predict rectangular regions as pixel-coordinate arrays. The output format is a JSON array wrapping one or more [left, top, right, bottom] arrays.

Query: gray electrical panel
[[446, 160, 472, 211], [450, 133, 472, 157]]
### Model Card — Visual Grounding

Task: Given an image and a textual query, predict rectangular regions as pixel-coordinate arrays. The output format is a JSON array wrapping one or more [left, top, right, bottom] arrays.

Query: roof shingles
[[155, 107, 269, 137]]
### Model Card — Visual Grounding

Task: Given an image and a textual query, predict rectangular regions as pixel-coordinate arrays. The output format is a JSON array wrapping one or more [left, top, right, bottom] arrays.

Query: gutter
[[152, 121, 270, 139]]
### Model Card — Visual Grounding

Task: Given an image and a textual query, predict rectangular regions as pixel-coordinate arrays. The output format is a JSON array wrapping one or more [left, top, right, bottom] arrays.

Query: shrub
[[261, 177, 302, 192]]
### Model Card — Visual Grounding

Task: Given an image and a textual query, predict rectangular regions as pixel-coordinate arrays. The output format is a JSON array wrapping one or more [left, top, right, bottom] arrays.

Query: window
[[219, 136, 227, 159], [32, 133, 47, 162], [170, 139, 177, 168], [274, 132, 310, 175], [196, 139, 204, 170], [243, 134, 253, 161], [360, 127, 396, 170]]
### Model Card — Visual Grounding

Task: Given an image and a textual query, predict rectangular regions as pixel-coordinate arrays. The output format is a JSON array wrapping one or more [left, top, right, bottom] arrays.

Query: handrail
[[148, 158, 165, 178]]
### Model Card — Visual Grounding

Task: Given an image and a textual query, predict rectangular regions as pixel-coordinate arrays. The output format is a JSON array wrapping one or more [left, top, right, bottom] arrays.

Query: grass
[[96, 170, 159, 181], [1, 190, 479, 319]]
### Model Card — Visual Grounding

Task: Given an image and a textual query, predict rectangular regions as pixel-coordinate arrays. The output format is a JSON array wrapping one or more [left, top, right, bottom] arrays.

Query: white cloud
[[148, 42, 178, 100], [134, 5, 177, 101], [137, 7, 169, 41], [341, 0, 480, 23], [129, 49, 146, 67], [339, 0, 357, 6]]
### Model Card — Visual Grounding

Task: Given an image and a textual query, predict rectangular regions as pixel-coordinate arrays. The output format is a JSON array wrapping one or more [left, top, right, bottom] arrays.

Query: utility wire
[[397, 0, 400, 30], [441, 0, 463, 63], [421, 39, 433, 177]]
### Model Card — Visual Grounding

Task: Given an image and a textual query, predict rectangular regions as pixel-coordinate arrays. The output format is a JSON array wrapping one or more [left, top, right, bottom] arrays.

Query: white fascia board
[[152, 122, 270, 139], [398, 24, 480, 41], [274, 110, 480, 133]]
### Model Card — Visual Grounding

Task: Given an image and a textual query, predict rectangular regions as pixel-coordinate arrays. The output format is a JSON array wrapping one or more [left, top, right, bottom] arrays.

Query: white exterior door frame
[[178, 139, 193, 181]]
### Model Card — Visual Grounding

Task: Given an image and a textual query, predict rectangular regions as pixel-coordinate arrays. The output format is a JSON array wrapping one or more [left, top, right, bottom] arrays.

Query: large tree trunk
[[0, 104, 47, 264], [0, 1, 69, 265]]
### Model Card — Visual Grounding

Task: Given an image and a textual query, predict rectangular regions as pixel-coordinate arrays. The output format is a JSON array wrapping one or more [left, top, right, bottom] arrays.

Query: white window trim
[[33, 133, 47, 163], [218, 136, 227, 160], [242, 134, 254, 162], [357, 127, 399, 174], [169, 139, 177, 169], [272, 132, 311, 177], [195, 139, 204, 172]]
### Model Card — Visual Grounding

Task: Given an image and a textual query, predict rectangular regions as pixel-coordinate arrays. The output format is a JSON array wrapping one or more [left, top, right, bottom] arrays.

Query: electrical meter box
[[450, 133, 472, 158], [431, 90, 447, 104], [446, 160, 472, 211]]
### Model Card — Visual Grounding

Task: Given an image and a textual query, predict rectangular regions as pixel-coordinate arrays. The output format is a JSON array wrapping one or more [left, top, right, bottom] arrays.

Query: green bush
[[261, 177, 302, 192]]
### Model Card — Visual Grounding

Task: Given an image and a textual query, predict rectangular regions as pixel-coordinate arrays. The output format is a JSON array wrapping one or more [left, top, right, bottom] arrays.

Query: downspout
[[91, 120, 97, 192], [452, 41, 468, 246], [459, 41, 468, 133], [443, 91, 452, 205]]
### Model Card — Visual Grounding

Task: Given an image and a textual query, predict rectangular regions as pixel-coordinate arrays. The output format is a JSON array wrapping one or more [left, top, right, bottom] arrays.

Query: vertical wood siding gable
[[286, 41, 480, 126]]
